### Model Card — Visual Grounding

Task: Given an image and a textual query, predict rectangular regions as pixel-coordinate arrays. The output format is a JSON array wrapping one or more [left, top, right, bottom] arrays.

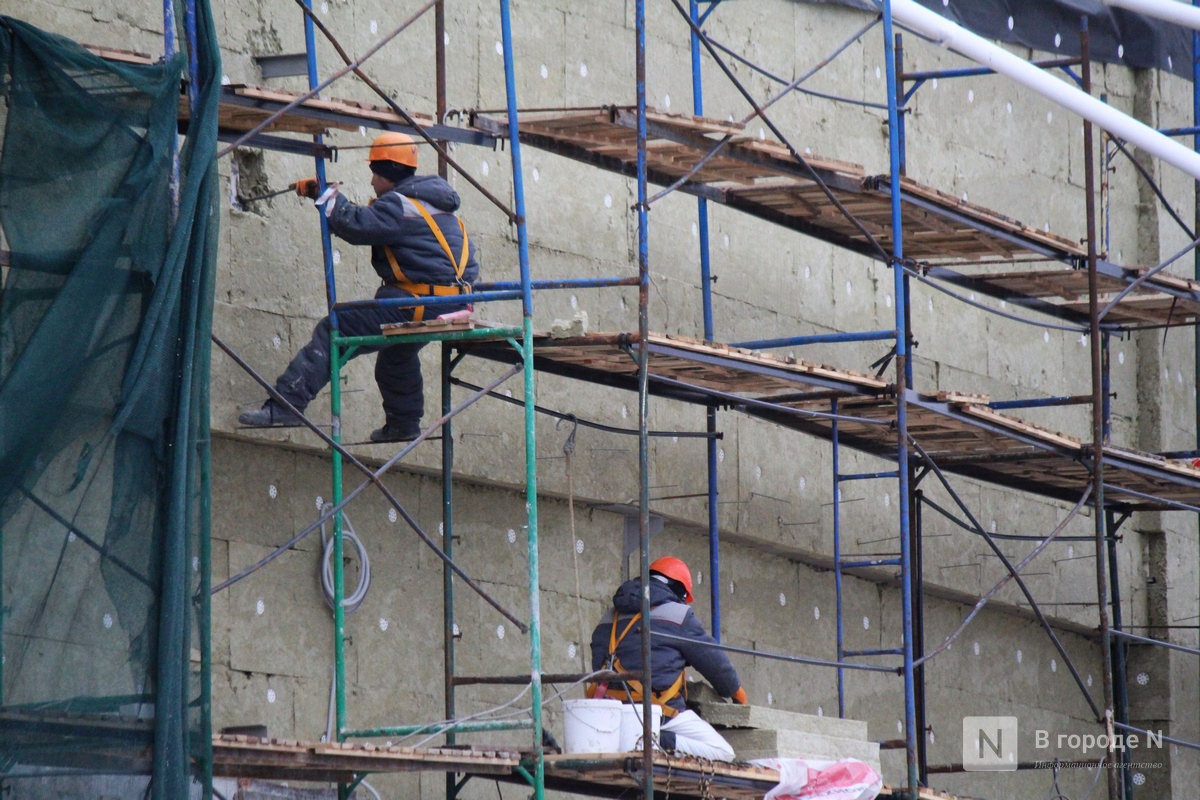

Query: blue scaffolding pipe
[[332, 290, 523, 312], [635, 3, 655, 798], [302, 0, 338, 331], [163, 0, 181, 219], [1156, 124, 1200, 136], [473, 276, 638, 292], [900, 57, 1081, 83], [654, 631, 898, 673], [987, 396, 1089, 410], [183, 0, 199, 109], [499, 3, 544, 799], [883, 4, 920, 795], [831, 399, 845, 717], [732, 330, 894, 350], [1112, 628, 1200, 658], [893, 36, 914, 387], [840, 559, 902, 569], [897, 34, 908, 175], [697, 0, 724, 25], [838, 471, 900, 482], [1194, 16, 1200, 798], [689, 0, 722, 641], [1113, 722, 1200, 753], [1158, 125, 1200, 137]]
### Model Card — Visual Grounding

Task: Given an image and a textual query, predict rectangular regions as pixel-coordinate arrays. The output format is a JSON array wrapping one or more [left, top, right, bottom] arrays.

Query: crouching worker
[[239, 132, 479, 443], [588, 556, 747, 761]]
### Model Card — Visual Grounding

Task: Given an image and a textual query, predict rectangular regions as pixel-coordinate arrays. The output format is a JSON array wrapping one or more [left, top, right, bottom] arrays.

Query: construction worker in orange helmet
[[588, 556, 749, 761], [240, 131, 479, 443]]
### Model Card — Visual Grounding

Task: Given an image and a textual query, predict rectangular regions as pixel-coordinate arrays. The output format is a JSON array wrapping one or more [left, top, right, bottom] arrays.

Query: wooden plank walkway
[[470, 106, 1200, 328], [538, 752, 779, 800], [471, 106, 1084, 264], [461, 331, 1200, 511], [213, 734, 521, 783]]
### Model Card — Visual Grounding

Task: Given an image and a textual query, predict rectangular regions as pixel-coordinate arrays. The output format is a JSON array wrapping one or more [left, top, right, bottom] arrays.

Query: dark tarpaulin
[[0, 0, 220, 795], [802, 0, 1193, 80]]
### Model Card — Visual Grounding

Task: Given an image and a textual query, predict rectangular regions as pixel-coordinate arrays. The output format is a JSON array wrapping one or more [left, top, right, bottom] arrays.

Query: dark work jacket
[[326, 175, 480, 288], [590, 577, 740, 712]]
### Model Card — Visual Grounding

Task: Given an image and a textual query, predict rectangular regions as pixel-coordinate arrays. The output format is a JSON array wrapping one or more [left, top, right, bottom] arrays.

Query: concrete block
[[693, 699, 869, 741], [722, 727, 881, 770]]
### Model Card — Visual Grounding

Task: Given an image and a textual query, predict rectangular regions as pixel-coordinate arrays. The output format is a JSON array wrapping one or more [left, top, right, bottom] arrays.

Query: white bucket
[[618, 703, 663, 751], [562, 699, 623, 754]]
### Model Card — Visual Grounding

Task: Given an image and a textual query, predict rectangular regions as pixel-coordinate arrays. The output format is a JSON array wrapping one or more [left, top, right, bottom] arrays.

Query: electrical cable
[[904, 266, 1093, 333], [403, 670, 609, 750], [318, 503, 371, 613]]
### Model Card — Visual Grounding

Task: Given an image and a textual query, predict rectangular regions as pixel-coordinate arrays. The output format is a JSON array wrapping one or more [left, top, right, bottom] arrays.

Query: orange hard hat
[[649, 556, 694, 603], [367, 132, 418, 168]]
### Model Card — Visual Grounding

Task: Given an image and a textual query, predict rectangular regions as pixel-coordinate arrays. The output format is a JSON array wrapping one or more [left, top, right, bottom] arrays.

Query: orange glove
[[732, 687, 748, 705], [295, 178, 320, 199]]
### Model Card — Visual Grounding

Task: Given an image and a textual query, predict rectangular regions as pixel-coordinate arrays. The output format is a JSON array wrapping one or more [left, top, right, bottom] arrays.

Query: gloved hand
[[295, 178, 320, 199], [732, 687, 748, 705]]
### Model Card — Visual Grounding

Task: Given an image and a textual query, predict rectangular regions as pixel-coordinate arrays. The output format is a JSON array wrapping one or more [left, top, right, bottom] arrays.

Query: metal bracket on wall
[[598, 504, 665, 581], [254, 52, 310, 79]]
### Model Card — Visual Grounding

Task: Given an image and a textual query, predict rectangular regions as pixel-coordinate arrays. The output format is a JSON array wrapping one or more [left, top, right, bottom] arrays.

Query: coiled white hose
[[318, 503, 371, 613]]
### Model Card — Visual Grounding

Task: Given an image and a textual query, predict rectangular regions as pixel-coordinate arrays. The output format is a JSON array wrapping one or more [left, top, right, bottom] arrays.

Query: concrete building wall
[[3, 0, 1199, 796]]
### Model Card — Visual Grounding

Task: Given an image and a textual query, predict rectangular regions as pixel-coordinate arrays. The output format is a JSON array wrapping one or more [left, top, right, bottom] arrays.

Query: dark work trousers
[[275, 284, 466, 424]]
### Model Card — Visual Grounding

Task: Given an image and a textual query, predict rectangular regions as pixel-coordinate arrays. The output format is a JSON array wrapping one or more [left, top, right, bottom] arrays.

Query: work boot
[[238, 399, 304, 428], [369, 419, 421, 443], [658, 730, 677, 752]]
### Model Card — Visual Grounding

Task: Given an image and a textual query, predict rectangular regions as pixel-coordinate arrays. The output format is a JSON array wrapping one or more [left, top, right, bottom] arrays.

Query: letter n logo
[[963, 716, 1018, 771]]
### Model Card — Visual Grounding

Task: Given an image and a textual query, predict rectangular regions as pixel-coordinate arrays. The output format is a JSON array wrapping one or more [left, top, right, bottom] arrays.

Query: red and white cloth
[[750, 758, 882, 800]]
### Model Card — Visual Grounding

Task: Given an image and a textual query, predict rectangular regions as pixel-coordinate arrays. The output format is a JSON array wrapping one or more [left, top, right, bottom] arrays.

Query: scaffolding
[[19, 0, 1200, 798]]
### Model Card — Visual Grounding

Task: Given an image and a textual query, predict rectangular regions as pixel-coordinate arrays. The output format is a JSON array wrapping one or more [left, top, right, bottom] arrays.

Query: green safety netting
[[0, 3, 219, 797]]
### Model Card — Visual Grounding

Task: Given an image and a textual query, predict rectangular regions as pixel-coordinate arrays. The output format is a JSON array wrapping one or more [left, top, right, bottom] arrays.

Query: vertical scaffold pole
[[302, 0, 339, 330], [498, 3, 543, 799], [689, 0, 721, 638], [1106, 510, 1132, 798], [183, 2, 213, 791], [435, 1, 448, 180], [1080, 19, 1119, 800], [299, 0, 347, 776], [1192, 3, 1200, 767], [438, 11, 452, 792], [442, 344, 457, 800], [881, 4, 919, 796], [163, 0, 180, 218], [831, 400, 845, 717], [635, 1, 654, 798], [330, 338, 347, 742]]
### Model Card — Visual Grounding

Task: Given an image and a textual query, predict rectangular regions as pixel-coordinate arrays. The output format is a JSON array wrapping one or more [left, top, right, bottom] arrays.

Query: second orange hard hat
[[649, 556, 694, 604], [367, 132, 418, 168]]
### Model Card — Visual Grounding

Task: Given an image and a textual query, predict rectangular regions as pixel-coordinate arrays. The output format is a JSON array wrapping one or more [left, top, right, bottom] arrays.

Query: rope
[[561, 416, 589, 670]]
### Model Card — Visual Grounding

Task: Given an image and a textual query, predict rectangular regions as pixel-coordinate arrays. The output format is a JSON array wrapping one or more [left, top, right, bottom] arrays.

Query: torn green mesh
[[0, 4, 219, 796]]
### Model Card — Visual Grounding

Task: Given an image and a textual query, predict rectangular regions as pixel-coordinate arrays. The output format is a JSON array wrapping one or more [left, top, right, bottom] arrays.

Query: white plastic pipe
[[1102, 0, 1200, 32], [889, 0, 1200, 181]]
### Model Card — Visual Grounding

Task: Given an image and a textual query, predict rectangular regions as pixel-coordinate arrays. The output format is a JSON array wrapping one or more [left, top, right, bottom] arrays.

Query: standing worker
[[239, 132, 478, 443], [589, 556, 746, 761]]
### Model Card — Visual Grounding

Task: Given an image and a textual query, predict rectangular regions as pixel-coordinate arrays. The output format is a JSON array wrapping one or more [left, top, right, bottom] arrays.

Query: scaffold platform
[[460, 332, 1200, 511], [469, 107, 1085, 263], [212, 734, 521, 783], [470, 106, 1200, 329]]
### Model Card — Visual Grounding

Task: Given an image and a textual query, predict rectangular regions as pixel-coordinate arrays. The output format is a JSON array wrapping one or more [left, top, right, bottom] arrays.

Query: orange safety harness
[[383, 198, 471, 322], [586, 612, 686, 718]]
